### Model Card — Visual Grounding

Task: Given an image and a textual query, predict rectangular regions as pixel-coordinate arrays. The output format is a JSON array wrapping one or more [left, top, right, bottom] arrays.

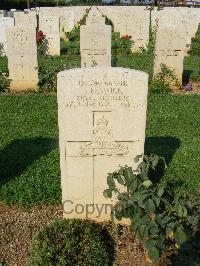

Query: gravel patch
[[0, 202, 154, 266]]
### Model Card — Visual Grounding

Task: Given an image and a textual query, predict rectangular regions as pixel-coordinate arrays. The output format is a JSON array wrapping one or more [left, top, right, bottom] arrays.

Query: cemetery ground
[[0, 93, 200, 265], [0, 22, 200, 266]]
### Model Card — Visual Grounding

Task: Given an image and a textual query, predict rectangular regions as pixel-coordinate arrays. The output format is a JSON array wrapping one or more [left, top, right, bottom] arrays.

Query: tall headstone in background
[[80, 7, 111, 67], [0, 17, 14, 54], [14, 11, 37, 28], [154, 26, 186, 84], [39, 14, 60, 56], [99, 6, 150, 52], [60, 11, 74, 39], [57, 67, 148, 221], [119, 8, 150, 52], [6, 26, 38, 91]]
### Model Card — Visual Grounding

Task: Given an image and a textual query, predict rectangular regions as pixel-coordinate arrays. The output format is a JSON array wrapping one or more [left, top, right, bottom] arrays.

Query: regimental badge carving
[[80, 116, 129, 156], [14, 31, 28, 46]]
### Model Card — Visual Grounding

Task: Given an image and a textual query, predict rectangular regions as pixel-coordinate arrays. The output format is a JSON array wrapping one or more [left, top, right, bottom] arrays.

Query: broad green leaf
[[117, 174, 124, 185], [123, 167, 133, 186], [144, 198, 156, 214], [128, 180, 138, 193], [175, 204, 183, 217], [134, 154, 142, 163], [147, 246, 160, 263], [151, 155, 159, 169], [103, 189, 112, 199], [157, 187, 164, 197], [136, 225, 148, 243], [107, 174, 116, 189], [144, 239, 154, 250], [175, 227, 187, 244], [149, 221, 159, 236], [115, 211, 122, 221]]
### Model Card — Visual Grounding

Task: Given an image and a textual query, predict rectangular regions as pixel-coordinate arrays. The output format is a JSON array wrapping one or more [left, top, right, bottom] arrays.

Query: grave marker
[[154, 26, 186, 84], [6, 26, 38, 91], [57, 67, 148, 221], [80, 8, 111, 67]]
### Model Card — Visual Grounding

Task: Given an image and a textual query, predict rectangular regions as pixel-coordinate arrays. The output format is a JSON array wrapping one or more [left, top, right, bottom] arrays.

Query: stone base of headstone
[[10, 80, 38, 91]]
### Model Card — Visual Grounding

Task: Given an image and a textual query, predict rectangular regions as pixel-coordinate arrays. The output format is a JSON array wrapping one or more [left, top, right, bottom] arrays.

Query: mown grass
[[183, 55, 200, 82], [0, 94, 199, 207]]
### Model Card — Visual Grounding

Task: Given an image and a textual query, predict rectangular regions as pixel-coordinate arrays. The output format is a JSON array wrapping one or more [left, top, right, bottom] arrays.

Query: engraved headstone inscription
[[6, 26, 38, 91], [80, 8, 111, 67], [57, 67, 148, 222]]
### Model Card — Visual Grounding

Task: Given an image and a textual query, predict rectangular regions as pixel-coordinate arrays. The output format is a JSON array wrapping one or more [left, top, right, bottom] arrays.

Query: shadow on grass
[[0, 137, 58, 185], [145, 136, 181, 183], [182, 69, 193, 84]]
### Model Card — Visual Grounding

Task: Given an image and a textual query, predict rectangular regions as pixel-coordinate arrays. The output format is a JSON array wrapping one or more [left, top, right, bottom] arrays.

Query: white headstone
[[6, 26, 38, 91], [57, 67, 148, 222], [14, 11, 37, 27], [154, 26, 186, 84], [0, 17, 14, 54], [80, 8, 111, 67], [39, 15, 60, 56], [60, 11, 75, 39]]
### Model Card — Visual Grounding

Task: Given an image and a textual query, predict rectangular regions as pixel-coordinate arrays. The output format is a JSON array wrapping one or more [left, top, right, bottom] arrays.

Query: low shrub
[[0, 70, 9, 92], [112, 32, 134, 56], [0, 56, 9, 92], [36, 30, 48, 56], [149, 64, 179, 94], [104, 154, 200, 263], [189, 25, 200, 56], [28, 218, 111, 266], [38, 55, 80, 92]]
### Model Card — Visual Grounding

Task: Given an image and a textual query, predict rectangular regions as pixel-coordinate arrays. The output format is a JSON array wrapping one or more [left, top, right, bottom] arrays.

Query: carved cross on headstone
[[65, 111, 134, 207]]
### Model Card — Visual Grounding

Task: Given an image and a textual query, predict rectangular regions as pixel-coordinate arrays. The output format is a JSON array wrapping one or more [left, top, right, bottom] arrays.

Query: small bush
[[28, 218, 111, 266], [112, 32, 134, 56], [0, 56, 9, 92], [0, 71, 9, 92], [104, 154, 200, 263], [149, 64, 179, 94], [189, 25, 200, 56], [38, 55, 80, 92]]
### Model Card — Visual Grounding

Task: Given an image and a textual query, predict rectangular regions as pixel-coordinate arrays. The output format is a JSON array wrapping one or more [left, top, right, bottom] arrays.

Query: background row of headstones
[[0, 6, 200, 90]]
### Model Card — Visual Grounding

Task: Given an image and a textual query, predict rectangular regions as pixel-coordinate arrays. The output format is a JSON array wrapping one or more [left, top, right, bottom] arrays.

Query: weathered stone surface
[[154, 26, 186, 84], [99, 6, 150, 52], [57, 67, 148, 222], [60, 11, 74, 39], [86, 7, 105, 25], [39, 14, 60, 56], [14, 11, 37, 27], [80, 8, 111, 67], [0, 17, 14, 54], [6, 26, 38, 91]]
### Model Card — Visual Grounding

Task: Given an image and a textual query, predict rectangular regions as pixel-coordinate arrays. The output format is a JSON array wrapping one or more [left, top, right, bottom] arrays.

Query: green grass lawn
[[0, 94, 199, 207]]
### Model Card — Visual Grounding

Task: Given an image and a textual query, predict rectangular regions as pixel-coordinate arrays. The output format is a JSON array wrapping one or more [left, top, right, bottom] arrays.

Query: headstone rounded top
[[57, 67, 149, 80]]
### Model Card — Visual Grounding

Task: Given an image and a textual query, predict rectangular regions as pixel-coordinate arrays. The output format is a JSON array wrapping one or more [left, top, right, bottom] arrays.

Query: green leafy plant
[[0, 43, 4, 57], [37, 30, 48, 56], [0, 70, 9, 92], [103, 154, 198, 263], [150, 64, 180, 94], [189, 25, 200, 56], [63, 10, 90, 55], [112, 32, 134, 56], [28, 218, 111, 266], [0, 55, 9, 92], [38, 55, 80, 92]]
